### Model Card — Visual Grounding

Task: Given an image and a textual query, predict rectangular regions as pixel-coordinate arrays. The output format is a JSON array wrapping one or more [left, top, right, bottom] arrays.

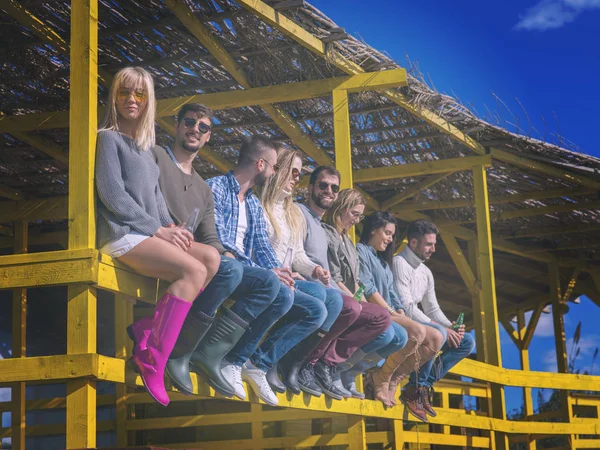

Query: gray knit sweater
[[95, 130, 173, 248]]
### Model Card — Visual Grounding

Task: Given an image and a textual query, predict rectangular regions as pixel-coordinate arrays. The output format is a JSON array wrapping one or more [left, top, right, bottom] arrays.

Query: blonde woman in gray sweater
[[95, 67, 219, 406]]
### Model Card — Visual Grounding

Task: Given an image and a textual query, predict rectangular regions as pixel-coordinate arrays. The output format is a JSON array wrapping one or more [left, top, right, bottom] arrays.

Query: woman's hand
[[155, 226, 193, 251], [313, 266, 331, 285], [291, 272, 306, 281]]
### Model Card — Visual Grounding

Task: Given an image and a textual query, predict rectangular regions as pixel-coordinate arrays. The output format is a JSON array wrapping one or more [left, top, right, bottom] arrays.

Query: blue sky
[[310, 0, 600, 412]]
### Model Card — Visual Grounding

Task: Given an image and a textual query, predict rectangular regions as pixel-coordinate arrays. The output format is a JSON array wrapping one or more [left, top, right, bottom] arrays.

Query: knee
[[411, 324, 428, 345], [311, 298, 328, 323], [461, 333, 476, 355], [379, 326, 396, 347], [219, 257, 244, 286], [394, 327, 409, 349], [183, 260, 208, 292], [326, 289, 344, 316], [259, 268, 281, 297], [274, 285, 294, 314], [205, 246, 221, 279], [310, 283, 327, 302], [429, 328, 445, 351], [341, 295, 361, 321]]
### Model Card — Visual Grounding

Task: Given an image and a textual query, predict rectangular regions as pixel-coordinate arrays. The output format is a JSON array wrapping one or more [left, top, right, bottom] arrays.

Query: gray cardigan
[[95, 130, 173, 248], [323, 223, 360, 293]]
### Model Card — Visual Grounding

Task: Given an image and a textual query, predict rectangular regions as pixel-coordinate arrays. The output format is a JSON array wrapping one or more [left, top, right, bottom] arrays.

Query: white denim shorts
[[100, 232, 150, 258]]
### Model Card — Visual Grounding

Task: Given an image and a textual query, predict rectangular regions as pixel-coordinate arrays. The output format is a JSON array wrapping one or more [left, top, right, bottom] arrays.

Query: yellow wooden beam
[[506, 222, 600, 239], [354, 154, 491, 183], [0, 197, 68, 222], [500, 317, 521, 349], [381, 172, 450, 210], [0, 183, 25, 201], [9, 130, 69, 165], [0, 354, 101, 383], [392, 186, 596, 213], [439, 230, 480, 298], [491, 147, 600, 191], [522, 302, 545, 350], [517, 310, 536, 450]]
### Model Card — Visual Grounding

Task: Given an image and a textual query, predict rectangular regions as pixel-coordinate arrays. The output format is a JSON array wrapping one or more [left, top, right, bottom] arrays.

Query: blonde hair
[[99, 67, 156, 151], [258, 147, 305, 241], [325, 189, 366, 234]]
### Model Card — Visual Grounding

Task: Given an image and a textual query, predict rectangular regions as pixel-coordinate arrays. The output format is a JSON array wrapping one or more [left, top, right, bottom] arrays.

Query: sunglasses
[[117, 88, 147, 103], [291, 168, 303, 180], [350, 211, 365, 221], [317, 181, 340, 193], [182, 118, 211, 134]]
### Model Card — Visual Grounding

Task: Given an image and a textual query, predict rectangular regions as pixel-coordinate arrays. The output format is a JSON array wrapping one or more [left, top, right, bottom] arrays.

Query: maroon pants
[[306, 294, 391, 366]]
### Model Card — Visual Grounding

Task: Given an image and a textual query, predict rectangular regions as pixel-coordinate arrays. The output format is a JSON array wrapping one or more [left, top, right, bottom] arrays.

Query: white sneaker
[[221, 362, 246, 400], [242, 361, 278, 406]]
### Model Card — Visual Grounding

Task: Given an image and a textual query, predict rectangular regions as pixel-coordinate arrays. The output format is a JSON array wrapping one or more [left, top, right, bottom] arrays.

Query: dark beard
[[181, 140, 200, 153], [311, 191, 332, 210], [254, 171, 269, 187]]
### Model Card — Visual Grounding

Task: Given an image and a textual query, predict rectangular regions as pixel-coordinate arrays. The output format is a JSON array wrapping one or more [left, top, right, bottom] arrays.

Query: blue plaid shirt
[[207, 171, 281, 269]]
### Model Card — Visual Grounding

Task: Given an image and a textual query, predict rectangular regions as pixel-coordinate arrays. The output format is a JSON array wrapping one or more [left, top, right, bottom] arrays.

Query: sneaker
[[242, 361, 278, 406], [297, 364, 323, 397], [313, 362, 345, 401], [221, 362, 246, 400]]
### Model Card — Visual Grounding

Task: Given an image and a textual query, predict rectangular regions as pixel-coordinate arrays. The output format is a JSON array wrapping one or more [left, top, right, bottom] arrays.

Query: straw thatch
[[1, 0, 599, 321]]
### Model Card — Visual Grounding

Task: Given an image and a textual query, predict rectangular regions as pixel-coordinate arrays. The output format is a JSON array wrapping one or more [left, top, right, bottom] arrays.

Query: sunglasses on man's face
[[182, 118, 211, 134], [117, 89, 147, 103], [317, 181, 340, 193]]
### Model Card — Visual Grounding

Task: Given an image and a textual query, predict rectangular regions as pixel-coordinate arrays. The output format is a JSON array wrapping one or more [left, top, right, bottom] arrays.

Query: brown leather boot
[[399, 384, 428, 422], [366, 371, 391, 407], [421, 386, 437, 417], [388, 368, 406, 407]]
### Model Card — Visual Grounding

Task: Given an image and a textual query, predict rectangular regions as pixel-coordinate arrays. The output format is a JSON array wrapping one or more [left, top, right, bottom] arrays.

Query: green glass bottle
[[353, 284, 365, 302], [453, 312, 464, 330]]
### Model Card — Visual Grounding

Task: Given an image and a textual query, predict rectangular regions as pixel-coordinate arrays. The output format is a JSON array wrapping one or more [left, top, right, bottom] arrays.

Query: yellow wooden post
[[66, 0, 98, 448], [332, 87, 356, 245], [472, 164, 508, 450], [517, 310, 536, 450], [467, 240, 486, 362], [392, 418, 404, 449], [115, 294, 133, 447], [251, 403, 263, 450], [11, 220, 27, 450], [348, 415, 367, 450], [548, 263, 574, 446]]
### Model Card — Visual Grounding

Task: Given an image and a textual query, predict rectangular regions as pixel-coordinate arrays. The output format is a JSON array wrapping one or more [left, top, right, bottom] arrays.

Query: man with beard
[[207, 134, 326, 406], [151, 104, 283, 402], [391, 219, 475, 417]]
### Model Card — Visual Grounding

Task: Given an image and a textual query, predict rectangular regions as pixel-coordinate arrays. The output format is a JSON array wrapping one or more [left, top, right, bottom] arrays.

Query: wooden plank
[[0, 197, 68, 222], [11, 220, 27, 450], [439, 230, 480, 298], [381, 172, 450, 210], [0, 183, 26, 201], [114, 294, 133, 447], [9, 130, 69, 165], [0, 354, 98, 383], [0, 255, 97, 289]]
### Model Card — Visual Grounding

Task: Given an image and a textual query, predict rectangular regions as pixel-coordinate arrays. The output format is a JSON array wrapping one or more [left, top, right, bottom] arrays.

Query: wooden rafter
[[381, 173, 450, 210]]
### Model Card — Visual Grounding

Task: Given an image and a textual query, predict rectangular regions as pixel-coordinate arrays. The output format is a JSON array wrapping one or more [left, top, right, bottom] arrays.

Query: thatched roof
[[1, 0, 599, 322]]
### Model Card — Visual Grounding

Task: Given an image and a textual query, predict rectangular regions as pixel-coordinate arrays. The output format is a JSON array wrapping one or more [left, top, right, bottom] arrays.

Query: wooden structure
[[1, 0, 600, 448]]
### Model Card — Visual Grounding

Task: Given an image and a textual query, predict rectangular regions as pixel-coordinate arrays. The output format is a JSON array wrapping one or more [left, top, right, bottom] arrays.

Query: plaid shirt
[[207, 171, 281, 269]]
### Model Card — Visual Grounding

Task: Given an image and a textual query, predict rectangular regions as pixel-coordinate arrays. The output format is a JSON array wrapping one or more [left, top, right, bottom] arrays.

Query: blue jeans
[[251, 281, 327, 371], [346, 321, 409, 373], [294, 281, 343, 332], [226, 269, 294, 366], [190, 256, 245, 317], [408, 321, 476, 387]]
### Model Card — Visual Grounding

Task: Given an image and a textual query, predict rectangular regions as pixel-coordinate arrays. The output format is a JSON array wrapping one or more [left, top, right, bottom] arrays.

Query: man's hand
[[272, 267, 295, 289], [445, 323, 465, 348], [155, 226, 193, 251], [313, 266, 331, 285], [224, 251, 236, 259]]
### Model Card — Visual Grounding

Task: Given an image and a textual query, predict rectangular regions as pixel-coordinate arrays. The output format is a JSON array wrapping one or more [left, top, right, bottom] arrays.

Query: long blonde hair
[[258, 147, 305, 241], [325, 189, 366, 234], [99, 67, 156, 151]]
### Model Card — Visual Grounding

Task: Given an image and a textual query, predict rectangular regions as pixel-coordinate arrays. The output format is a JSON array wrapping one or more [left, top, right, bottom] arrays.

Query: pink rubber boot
[[131, 293, 192, 406]]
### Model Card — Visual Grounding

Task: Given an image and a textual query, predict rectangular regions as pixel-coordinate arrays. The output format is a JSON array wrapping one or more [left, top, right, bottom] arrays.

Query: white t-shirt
[[235, 200, 248, 253]]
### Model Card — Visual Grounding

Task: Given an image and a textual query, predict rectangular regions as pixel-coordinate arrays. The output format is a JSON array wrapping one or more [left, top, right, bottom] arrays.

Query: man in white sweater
[[392, 219, 475, 417]]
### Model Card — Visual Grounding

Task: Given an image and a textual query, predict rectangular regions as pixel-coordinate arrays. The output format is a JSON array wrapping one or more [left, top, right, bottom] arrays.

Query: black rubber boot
[[313, 361, 345, 400], [278, 329, 327, 395], [266, 364, 287, 394], [189, 308, 248, 397], [165, 311, 214, 395]]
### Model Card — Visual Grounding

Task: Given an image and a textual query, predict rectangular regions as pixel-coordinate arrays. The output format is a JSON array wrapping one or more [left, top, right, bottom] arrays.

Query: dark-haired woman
[[357, 211, 444, 420]]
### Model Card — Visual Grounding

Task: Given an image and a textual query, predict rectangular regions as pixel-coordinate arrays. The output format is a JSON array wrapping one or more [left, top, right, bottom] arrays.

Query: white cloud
[[515, 0, 600, 31]]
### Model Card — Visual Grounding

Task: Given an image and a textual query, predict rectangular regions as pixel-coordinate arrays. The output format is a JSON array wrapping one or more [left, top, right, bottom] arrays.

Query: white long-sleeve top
[[264, 195, 319, 278], [392, 247, 452, 327]]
